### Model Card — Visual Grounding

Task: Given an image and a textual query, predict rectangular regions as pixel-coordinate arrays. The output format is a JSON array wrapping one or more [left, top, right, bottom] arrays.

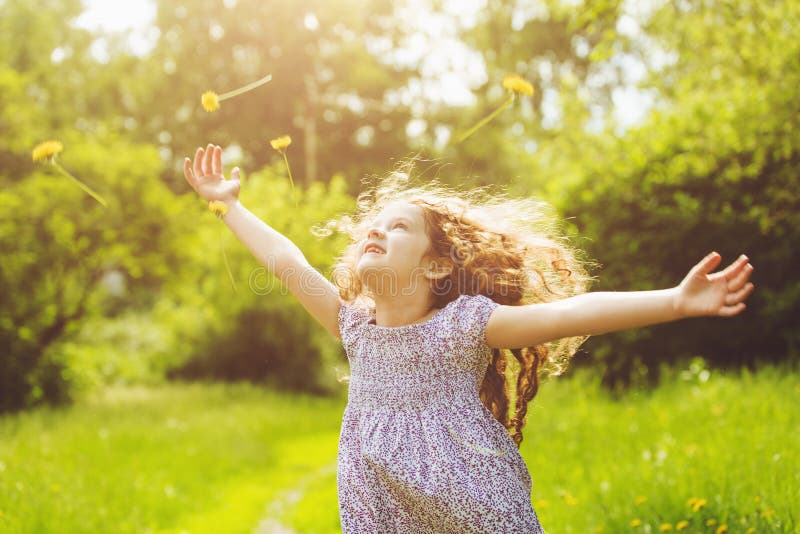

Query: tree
[[516, 0, 800, 385], [125, 0, 419, 193], [0, 137, 196, 410]]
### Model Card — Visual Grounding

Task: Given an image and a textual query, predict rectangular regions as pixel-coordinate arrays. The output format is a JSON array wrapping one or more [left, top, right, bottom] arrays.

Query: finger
[[719, 302, 746, 317], [202, 143, 214, 175], [230, 167, 241, 197], [693, 251, 722, 276], [727, 262, 754, 290], [193, 147, 203, 178], [726, 282, 754, 306], [719, 254, 750, 279], [212, 145, 223, 175], [183, 157, 196, 189]]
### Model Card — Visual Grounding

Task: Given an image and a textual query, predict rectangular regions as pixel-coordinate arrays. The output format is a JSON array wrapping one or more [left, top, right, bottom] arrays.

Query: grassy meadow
[[0, 365, 797, 533]]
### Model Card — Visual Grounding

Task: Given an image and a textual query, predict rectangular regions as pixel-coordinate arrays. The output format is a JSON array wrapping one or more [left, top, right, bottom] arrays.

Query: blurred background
[[1, 0, 798, 532]]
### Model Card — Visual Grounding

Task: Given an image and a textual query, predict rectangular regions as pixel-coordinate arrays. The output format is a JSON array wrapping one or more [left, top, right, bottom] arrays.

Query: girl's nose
[[367, 227, 384, 240]]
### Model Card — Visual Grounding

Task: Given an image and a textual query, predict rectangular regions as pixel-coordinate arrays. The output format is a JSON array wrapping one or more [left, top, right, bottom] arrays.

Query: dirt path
[[252, 461, 337, 534]]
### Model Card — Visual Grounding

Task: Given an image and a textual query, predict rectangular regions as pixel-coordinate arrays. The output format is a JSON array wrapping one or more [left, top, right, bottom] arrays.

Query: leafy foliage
[[507, 0, 800, 385], [1, 0, 797, 410], [0, 137, 194, 410], [130, 0, 417, 191], [167, 168, 354, 394]]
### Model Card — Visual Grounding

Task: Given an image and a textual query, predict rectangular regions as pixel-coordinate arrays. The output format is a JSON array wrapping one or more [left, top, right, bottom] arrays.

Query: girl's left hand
[[674, 252, 754, 318]]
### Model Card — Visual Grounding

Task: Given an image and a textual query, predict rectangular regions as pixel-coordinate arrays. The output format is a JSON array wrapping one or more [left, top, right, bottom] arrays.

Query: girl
[[183, 144, 755, 533]]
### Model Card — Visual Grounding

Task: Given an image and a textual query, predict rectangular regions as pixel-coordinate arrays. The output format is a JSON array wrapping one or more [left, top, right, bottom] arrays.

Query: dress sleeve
[[338, 300, 365, 353], [452, 294, 500, 352]]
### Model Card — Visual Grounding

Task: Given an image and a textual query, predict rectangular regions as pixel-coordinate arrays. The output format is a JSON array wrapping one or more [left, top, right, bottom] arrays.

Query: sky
[[73, 0, 653, 134], [75, 0, 156, 32], [74, 0, 158, 58]]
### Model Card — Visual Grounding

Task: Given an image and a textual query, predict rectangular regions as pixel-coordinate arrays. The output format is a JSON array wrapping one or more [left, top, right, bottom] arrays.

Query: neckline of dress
[[366, 294, 465, 330]]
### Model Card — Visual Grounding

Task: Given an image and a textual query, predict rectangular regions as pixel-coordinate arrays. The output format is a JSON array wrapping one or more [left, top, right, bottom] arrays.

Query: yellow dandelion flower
[[754, 496, 761, 504], [270, 135, 292, 151], [534, 499, 550, 509], [206, 211, 238, 294], [706, 519, 717, 526], [760, 507, 775, 519], [686, 497, 698, 507], [716, 525, 728, 534], [692, 498, 708, 512], [269, 135, 298, 208], [659, 524, 673, 531], [50, 483, 60, 492], [502, 74, 534, 96], [676, 520, 689, 531], [563, 492, 577, 506], [32, 140, 64, 161], [745, 528, 755, 534], [456, 74, 534, 143], [208, 200, 229, 218], [31, 141, 107, 206], [200, 73, 272, 112], [630, 518, 642, 527], [201, 91, 220, 112], [635, 495, 648, 505], [594, 526, 604, 533]]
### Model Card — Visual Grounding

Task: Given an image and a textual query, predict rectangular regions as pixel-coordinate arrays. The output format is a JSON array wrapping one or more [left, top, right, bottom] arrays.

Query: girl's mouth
[[364, 243, 386, 255]]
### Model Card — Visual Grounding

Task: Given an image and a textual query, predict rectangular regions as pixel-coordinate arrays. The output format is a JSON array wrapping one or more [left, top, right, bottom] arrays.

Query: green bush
[[0, 138, 194, 411], [514, 0, 800, 387]]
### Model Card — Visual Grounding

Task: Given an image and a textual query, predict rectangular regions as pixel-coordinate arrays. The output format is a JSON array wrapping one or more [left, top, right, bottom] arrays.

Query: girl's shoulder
[[337, 293, 499, 349], [442, 293, 500, 350], [337, 297, 370, 342]]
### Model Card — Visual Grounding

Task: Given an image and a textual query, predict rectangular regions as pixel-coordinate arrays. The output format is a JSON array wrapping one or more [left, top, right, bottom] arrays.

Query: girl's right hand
[[183, 143, 241, 204]]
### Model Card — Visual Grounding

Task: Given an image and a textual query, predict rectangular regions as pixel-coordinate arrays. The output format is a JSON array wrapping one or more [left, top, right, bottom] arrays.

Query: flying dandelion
[[455, 74, 535, 144], [31, 140, 63, 162], [502, 74, 534, 96], [201, 73, 273, 112], [31, 140, 107, 206], [217, 223, 238, 294], [270, 135, 298, 208], [270, 135, 291, 151], [208, 200, 229, 218], [202, 91, 220, 112], [207, 199, 238, 294]]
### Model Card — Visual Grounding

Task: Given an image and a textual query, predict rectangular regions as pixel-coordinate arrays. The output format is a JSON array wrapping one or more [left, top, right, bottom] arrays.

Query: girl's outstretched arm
[[184, 144, 342, 339], [485, 252, 754, 350]]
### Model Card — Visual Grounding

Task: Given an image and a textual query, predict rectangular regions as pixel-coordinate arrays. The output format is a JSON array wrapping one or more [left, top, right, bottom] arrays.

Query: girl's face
[[355, 200, 435, 296]]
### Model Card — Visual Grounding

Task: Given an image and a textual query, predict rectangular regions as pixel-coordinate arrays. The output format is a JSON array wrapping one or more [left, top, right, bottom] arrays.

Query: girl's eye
[[393, 223, 407, 230]]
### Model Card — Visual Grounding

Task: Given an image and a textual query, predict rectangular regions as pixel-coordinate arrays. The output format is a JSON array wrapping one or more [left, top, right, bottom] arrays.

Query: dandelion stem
[[218, 74, 273, 101], [53, 162, 108, 206], [455, 94, 515, 144], [281, 151, 298, 208], [219, 224, 238, 294]]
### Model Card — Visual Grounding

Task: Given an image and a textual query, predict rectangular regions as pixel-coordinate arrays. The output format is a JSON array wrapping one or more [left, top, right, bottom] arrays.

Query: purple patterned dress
[[337, 293, 545, 533]]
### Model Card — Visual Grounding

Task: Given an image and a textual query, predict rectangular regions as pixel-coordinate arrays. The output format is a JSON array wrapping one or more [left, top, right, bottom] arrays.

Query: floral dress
[[337, 293, 545, 533]]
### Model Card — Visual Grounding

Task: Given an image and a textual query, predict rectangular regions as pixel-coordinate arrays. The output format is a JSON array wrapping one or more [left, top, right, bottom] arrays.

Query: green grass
[[0, 383, 343, 533], [0, 366, 797, 533], [522, 364, 799, 533]]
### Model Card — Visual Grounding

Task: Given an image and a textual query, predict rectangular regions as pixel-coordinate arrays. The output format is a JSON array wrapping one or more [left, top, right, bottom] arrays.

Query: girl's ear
[[424, 258, 453, 280]]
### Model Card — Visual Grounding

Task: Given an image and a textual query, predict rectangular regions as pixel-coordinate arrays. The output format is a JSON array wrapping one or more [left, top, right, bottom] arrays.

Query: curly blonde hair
[[320, 163, 596, 447]]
